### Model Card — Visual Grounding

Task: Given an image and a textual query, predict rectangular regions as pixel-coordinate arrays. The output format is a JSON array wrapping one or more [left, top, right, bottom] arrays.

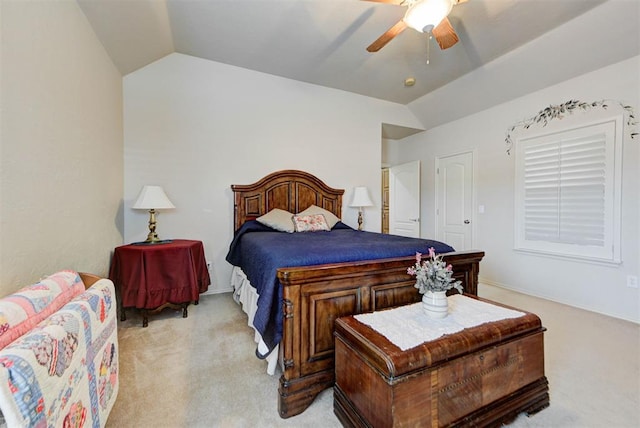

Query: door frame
[[434, 149, 477, 249]]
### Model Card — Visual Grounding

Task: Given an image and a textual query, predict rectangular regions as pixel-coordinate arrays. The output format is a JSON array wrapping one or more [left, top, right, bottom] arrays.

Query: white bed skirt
[[231, 266, 279, 375]]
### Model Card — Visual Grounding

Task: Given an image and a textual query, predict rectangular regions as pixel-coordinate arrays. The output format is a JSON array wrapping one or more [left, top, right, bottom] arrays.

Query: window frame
[[513, 115, 623, 264]]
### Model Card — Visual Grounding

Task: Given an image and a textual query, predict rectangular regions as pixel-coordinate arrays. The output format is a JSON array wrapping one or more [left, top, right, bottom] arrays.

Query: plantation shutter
[[523, 133, 606, 247], [514, 116, 622, 263]]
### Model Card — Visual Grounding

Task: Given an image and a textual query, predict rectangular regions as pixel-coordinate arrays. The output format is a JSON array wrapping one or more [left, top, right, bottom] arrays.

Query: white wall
[[390, 56, 640, 323], [0, 0, 124, 294], [124, 53, 423, 293]]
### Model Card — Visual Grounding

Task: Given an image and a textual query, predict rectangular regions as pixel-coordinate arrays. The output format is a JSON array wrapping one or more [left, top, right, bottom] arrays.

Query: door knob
[[464, 220, 470, 224]]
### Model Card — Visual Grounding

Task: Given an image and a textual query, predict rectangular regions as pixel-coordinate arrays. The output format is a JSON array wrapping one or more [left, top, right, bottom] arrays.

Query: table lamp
[[132, 185, 175, 243], [350, 186, 374, 231]]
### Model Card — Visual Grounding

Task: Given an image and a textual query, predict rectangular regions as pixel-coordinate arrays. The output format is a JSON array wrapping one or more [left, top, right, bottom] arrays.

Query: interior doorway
[[389, 160, 421, 238], [435, 151, 474, 250]]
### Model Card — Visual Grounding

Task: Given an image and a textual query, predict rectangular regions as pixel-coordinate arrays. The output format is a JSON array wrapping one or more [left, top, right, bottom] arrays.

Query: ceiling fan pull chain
[[426, 32, 432, 65]]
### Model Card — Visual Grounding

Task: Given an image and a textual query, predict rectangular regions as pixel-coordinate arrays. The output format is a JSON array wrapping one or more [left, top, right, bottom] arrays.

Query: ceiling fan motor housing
[[403, 0, 454, 33]]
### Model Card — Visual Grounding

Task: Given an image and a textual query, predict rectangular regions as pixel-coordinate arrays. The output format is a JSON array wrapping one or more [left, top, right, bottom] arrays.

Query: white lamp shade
[[403, 0, 454, 33], [350, 186, 374, 208], [132, 185, 175, 210]]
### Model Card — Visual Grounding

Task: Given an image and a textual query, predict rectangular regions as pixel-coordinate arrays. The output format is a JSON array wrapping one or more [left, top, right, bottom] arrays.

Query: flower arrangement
[[407, 248, 463, 294]]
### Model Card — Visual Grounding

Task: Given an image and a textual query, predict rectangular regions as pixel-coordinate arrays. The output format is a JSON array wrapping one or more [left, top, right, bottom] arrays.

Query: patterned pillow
[[0, 270, 85, 349], [256, 208, 295, 233], [298, 205, 340, 229], [293, 214, 330, 232]]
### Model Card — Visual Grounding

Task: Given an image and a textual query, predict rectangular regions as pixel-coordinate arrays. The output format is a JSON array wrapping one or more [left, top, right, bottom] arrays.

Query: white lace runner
[[354, 295, 526, 351]]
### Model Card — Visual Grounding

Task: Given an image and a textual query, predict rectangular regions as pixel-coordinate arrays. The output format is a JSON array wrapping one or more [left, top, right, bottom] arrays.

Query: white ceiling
[[78, 0, 638, 111]]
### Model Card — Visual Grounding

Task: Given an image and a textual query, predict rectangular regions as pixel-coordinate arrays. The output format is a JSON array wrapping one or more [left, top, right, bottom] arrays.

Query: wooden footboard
[[276, 250, 484, 418]]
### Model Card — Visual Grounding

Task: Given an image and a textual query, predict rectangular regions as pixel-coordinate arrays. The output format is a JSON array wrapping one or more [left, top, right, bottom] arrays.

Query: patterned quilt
[[0, 279, 118, 428]]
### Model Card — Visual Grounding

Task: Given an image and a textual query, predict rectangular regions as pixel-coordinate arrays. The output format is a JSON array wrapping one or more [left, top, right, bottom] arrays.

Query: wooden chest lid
[[334, 296, 544, 380]]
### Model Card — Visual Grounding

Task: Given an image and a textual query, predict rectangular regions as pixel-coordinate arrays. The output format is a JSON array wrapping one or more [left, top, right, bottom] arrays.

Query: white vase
[[422, 290, 448, 319]]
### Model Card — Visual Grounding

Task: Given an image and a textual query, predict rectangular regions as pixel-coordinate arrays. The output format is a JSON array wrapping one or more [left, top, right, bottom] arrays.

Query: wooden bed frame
[[231, 170, 485, 419]]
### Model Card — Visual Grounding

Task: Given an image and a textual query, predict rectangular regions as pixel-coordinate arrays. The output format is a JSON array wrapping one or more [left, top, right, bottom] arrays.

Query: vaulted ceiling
[[78, 0, 639, 129]]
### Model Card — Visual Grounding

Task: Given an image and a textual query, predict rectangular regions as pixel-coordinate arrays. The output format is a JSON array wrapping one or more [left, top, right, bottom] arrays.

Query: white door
[[436, 152, 474, 250], [389, 161, 420, 238]]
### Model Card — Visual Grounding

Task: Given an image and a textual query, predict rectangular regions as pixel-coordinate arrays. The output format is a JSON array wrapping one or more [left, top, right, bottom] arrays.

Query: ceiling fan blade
[[432, 16, 459, 49], [366, 20, 408, 52]]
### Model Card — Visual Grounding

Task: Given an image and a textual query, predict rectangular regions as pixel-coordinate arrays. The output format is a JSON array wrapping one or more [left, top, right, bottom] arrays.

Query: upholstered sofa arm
[[0, 271, 85, 350]]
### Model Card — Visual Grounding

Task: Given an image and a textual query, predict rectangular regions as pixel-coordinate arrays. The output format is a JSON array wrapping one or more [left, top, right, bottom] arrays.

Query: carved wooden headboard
[[231, 170, 344, 231]]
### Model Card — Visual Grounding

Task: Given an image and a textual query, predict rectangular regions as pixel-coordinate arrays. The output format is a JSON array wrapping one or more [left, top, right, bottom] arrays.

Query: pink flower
[[406, 248, 463, 295]]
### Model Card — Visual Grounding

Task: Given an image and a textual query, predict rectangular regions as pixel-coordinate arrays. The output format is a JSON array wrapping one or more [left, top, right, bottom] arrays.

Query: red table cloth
[[109, 239, 210, 309]]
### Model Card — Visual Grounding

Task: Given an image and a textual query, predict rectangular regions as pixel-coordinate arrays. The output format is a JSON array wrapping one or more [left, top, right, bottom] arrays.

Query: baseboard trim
[[478, 277, 639, 325]]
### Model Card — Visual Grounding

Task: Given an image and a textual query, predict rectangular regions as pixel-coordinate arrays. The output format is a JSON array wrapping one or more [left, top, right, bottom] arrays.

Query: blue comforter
[[225, 220, 455, 357]]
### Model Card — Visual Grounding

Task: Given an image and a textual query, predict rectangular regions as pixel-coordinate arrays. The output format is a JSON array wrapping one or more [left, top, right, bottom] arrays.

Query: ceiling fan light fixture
[[403, 0, 454, 33]]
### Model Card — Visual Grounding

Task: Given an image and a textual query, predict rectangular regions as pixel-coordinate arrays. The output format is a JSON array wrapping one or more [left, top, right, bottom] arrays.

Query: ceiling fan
[[363, 0, 468, 52]]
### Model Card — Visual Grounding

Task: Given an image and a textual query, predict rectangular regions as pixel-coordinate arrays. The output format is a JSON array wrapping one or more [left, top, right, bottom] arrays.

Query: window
[[514, 116, 622, 263]]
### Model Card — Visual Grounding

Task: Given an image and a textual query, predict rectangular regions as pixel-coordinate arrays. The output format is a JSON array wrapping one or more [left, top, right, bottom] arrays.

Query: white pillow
[[256, 208, 295, 233], [298, 205, 340, 229]]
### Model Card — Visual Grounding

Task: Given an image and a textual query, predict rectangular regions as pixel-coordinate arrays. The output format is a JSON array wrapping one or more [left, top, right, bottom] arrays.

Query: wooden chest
[[334, 297, 549, 427]]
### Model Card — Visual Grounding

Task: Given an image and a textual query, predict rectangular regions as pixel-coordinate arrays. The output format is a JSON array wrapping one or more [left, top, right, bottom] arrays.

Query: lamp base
[[142, 209, 170, 244], [144, 232, 162, 244], [357, 210, 364, 231]]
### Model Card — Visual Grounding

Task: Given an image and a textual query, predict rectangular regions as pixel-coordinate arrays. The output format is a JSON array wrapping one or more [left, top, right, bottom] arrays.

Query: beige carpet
[[106, 284, 639, 428]]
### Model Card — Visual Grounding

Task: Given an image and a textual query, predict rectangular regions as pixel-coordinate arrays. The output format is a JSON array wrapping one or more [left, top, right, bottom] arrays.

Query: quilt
[[0, 280, 118, 428]]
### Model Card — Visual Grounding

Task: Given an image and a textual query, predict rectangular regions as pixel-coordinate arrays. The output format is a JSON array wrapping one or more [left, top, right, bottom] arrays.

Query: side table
[[109, 239, 211, 327]]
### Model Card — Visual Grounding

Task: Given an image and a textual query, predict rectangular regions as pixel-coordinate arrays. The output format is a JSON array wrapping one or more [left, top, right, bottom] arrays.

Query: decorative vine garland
[[505, 99, 638, 155]]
